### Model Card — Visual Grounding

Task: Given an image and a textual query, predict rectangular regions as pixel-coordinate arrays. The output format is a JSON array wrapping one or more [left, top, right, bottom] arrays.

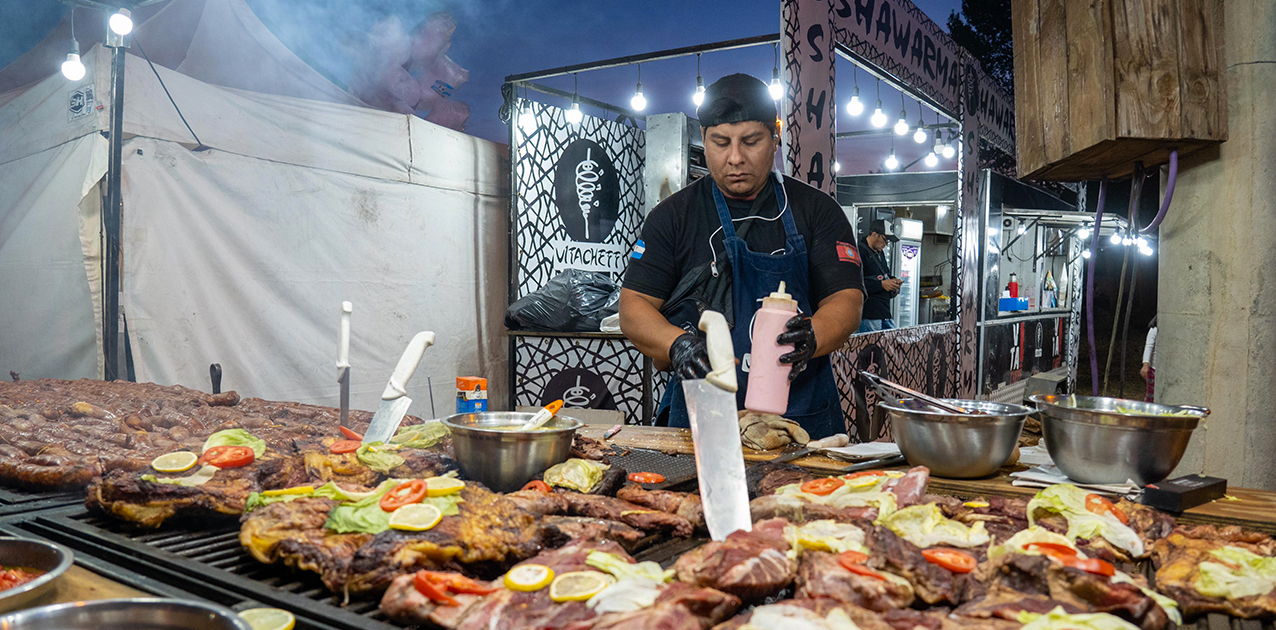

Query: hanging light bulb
[[692, 54, 705, 107], [833, 161, 842, 172], [1109, 232, 1122, 245], [768, 44, 783, 100], [1017, 220, 1027, 235], [912, 102, 927, 143], [941, 132, 956, 159], [1082, 249, 1092, 259], [924, 151, 938, 168], [894, 93, 909, 135], [933, 134, 944, 158], [1139, 244, 1154, 256], [884, 151, 899, 171], [109, 8, 133, 36], [630, 64, 646, 111], [1077, 226, 1092, 239], [870, 79, 886, 127], [566, 101, 583, 125], [518, 100, 535, 133], [847, 86, 863, 116], [61, 39, 85, 81]]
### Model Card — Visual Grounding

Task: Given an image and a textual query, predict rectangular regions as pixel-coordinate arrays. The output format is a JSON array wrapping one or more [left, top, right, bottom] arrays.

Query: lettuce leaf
[[1111, 571, 1182, 625], [1195, 546, 1276, 599], [1018, 606, 1142, 630], [586, 550, 673, 583], [202, 429, 266, 457], [244, 481, 383, 513], [391, 420, 451, 449], [323, 480, 464, 534], [784, 519, 870, 558], [356, 441, 406, 473], [988, 526, 1078, 561], [773, 478, 898, 517], [544, 459, 609, 493], [1026, 484, 1144, 557], [141, 464, 219, 487], [587, 579, 663, 614], [876, 503, 990, 548]]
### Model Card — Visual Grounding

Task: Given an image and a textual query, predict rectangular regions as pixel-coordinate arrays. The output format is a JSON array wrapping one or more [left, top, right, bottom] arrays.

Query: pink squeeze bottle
[[745, 281, 799, 415]]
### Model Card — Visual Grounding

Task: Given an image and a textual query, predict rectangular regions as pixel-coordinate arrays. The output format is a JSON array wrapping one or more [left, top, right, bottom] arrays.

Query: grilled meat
[[239, 496, 372, 592], [795, 550, 915, 611], [955, 590, 1085, 620], [1153, 526, 1276, 618], [506, 489, 571, 516], [389, 448, 459, 479], [380, 573, 490, 628], [674, 518, 795, 603], [883, 466, 930, 507], [617, 484, 706, 532], [571, 435, 617, 462], [749, 494, 877, 524], [749, 464, 817, 498], [864, 524, 979, 605], [933, 495, 1030, 542], [560, 492, 695, 537], [344, 484, 545, 592], [713, 598, 897, 630], [299, 440, 380, 487], [542, 516, 647, 550]]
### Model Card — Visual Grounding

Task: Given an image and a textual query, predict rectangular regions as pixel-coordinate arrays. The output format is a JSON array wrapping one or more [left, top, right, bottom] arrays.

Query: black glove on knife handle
[[777, 315, 816, 382], [669, 332, 712, 380]]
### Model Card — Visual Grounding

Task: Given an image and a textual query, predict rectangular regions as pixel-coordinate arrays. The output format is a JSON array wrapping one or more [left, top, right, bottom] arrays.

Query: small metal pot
[[0, 537, 73, 613], [443, 412, 583, 492], [0, 598, 250, 630], [881, 398, 1033, 478], [1030, 394, 1207, 486]]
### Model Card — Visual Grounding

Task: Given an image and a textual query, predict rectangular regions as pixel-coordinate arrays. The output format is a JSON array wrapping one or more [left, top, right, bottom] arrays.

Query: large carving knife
[[682, 310, 751, 541], [337, 302, 352, 429], [363, 331, 435, 445]]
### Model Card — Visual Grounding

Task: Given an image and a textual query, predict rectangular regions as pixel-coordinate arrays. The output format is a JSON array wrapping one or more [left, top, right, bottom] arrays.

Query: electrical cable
[[133, 36, 207, 150], [1086, 179, 1108, 396], [1102, 167, 1142, 394], [1119, 249, 1139, 398]]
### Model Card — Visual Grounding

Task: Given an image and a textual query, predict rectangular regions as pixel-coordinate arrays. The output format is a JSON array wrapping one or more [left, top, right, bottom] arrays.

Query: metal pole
[[103, 37, 127, 381]]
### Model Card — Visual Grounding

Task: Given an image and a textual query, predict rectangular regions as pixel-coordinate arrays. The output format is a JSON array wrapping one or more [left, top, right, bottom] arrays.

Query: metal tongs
[[859, 371, 974, 415]]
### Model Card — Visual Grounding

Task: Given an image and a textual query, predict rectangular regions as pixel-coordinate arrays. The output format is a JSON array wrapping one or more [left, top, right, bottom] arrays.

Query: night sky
[[4, 0, 964, 173]]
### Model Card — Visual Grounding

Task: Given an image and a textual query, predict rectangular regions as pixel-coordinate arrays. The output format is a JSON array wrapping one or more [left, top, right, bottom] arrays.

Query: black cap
[[870, 219, 900, 243], [697, 73, 778, 130]]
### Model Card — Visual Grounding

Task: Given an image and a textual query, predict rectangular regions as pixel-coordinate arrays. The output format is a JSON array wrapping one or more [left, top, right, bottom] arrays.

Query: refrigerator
[[891, 218, 924, 327]]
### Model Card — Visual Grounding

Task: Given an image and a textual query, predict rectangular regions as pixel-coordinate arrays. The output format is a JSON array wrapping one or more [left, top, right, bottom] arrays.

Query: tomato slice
[[199, 445, 255, 468], [1023, 542, 1079, 559], [330, 440, 361, 454], [340, 426, 363, 441], [415, 571, 460, 605], [921, 548, 978, 574], [521, 480, 552, 493], [837, 550, 869, 568], [845, 563, 888, 581], [418, 571, 498, 595], [844, 471, 889, 480], [801, 477, 846, 496], [1058, 555, 1116, 577], [380, 479, 428, 512], [628, 472, 666, 484], [1085, 493, 1129, 525]]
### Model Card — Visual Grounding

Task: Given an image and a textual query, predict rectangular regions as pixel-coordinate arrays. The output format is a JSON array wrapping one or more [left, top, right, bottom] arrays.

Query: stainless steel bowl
[[443, 412, 583, 492], [0, 598, 251, 630], [882, 398, 1033, 478], [0, 537, 74, 612], [1030, 394, 1208, 486]]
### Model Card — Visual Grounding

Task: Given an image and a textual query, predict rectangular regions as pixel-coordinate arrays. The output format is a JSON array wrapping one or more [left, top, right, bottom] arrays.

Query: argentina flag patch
[[630, 239, 646, 260]]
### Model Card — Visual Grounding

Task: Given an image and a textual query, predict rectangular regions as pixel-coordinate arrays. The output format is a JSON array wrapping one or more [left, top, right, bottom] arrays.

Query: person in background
[[1141, 315, 1158, 402], [857, 219, 902, 332]]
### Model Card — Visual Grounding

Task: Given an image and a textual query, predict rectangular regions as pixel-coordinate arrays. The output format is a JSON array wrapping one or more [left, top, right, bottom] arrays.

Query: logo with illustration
[[554, 139, 620, 243]]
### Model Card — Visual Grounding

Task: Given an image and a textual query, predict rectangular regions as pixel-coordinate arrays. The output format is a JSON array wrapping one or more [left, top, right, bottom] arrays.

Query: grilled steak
[[674, 518, 795, 603], [795, 550, 915, 611], [749, 494, 877, 524], [883, 466, 930, 507], [865, 524, 979, 605], [1153, 526, 1276, 618], [955, 590, 1085, 620], [560, 492, 695, 537], [617, 484, 706, 532], [506, 489, 571, 516], [750, 464, 817, 498], [542, 516, 647, 550], [239, 496, 372, 592], [380, 573, 490, 628]]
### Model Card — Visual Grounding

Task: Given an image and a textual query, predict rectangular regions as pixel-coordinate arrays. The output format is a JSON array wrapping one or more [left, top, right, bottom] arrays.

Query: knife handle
[[698, 310, 737, 393], [381, 331, 435, 400], [809, 433, 850, 449], [337, 301, 352, 370]]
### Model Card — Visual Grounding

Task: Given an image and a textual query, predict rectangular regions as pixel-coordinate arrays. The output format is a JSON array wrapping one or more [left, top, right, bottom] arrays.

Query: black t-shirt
[[624, 175, 864, 307]]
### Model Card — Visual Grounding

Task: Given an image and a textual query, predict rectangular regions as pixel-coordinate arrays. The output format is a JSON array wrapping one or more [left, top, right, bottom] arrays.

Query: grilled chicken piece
[[559, 492, 695, 537], [1153, 526, 1276, 618], [343, 484, 545, 593], [299, 440, 380, 487], [87, 454, 306, 528], [617, 484, 706, 532], [239, 496, 371, 592], [674, 518, 795, 603], [796, 551, 915, 611]]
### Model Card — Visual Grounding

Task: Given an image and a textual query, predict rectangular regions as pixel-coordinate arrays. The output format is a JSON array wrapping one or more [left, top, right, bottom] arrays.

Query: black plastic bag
[[505, 269, 620, 332]]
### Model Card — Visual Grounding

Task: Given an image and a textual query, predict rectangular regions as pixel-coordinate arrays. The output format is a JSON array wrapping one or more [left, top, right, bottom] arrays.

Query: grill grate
[[0, 487, 81, 514], [607, 448, 699, 484]]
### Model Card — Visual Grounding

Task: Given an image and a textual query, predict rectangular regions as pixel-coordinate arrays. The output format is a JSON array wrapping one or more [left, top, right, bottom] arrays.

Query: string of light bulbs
[[60, 6, 134, 81]]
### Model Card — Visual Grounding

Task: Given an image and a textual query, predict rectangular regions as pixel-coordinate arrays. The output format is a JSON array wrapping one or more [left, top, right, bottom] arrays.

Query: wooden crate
[[1012, 0, 1226, 181]]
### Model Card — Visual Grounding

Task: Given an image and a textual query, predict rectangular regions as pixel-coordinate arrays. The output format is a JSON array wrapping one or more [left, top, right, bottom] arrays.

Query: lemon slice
[[504, 564, 554, 591], [389, 503, 443, 531], [151, 451, 198, 473], [262, 486, 315, 497], [842, 475, 882, 489], [549, 571, 610, 602], [239, 608, 296, 630], [424, 477, 466, 497], [964, 500, 990, 508]]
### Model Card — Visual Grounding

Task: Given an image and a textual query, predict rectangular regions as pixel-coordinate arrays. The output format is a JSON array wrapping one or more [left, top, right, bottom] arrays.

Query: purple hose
[[1087, 179, 1108, 396], [1139, 150, 1178, 234]]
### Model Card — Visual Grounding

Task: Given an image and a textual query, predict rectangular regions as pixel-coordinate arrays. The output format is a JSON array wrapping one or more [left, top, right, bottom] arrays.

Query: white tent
[[0, 0, 510, 411]]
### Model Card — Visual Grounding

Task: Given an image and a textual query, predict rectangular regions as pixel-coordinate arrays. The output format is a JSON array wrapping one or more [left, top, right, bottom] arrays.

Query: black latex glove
[[669, 332, 712, 380], [777, 315, 816, 382]]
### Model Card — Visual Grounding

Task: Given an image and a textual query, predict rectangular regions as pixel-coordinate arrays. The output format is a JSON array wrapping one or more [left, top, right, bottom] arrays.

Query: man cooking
[[857, 219, 902, 332], [619, 73, 865, 439]]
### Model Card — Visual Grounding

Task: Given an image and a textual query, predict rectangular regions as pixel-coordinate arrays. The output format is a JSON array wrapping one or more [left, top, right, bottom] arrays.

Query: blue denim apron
[[657, 174, 845, 439]]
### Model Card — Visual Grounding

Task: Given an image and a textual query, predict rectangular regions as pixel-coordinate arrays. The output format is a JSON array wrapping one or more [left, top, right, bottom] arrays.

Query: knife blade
[[682, 310, 751, 541], [363, 331, 435, 445], [337, 301, 352, 429], [768, 433, 850, 466], [836, 453, 907, 474]]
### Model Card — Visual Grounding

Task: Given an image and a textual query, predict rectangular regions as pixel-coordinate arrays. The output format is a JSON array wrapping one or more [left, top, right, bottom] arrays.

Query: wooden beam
[[1065, 0, 1115, 152], [1037, 0, 1071, 164], [1177, 0, 1226, 140], [1012, 0, 1048, 176], [1113, 0, 1183, 138]]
